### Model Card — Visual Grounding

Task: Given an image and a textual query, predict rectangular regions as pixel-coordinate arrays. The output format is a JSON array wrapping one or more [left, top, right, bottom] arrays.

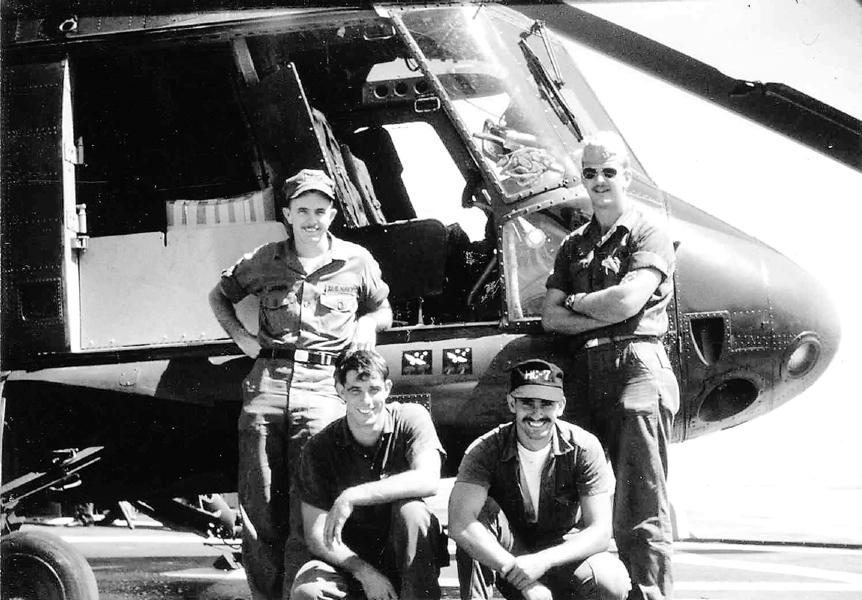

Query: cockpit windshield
[[398, 6, 585, 202]]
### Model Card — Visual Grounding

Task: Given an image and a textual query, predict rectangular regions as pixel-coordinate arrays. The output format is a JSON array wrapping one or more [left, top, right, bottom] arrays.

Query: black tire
[[1, 530, 99, 600]]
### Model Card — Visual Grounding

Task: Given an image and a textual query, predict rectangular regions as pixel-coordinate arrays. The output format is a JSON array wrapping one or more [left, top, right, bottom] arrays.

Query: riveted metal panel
[[2, 211, 64, 272], [0, 181, 65, 225], [1, 59, 70, 365], [3, 127, 64, 181], [729, 308, 774, 352]]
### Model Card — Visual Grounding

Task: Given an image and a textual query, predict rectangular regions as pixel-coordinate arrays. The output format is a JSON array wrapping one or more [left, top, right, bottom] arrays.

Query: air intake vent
[[689, 315, 725, 365], [698, 379, 758, 422]]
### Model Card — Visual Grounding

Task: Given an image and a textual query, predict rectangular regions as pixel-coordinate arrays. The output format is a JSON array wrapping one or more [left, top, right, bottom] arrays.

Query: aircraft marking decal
[[401, 350, 432, 376], [442, 347, 472, 375]]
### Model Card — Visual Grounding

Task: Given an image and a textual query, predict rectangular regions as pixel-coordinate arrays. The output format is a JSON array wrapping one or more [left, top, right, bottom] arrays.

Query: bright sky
[[570, 0, 862, 119], [565, 0, 862, 543]]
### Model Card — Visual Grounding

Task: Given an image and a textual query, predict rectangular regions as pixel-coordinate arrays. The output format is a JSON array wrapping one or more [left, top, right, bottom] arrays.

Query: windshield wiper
[[524, 21, 564, 85], [519, 21, 582, 140]]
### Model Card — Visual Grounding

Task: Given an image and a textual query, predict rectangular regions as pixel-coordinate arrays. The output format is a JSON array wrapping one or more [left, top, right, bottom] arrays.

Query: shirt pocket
[[546, 466, 580, 531], [317, 292, 359, 335], [549, 492, 579, 532], [260, 288, 296, 336], [319, 293, 359, 314]]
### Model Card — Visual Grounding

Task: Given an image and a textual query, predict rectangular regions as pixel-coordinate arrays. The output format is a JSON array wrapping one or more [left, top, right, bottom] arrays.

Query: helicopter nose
[[669, 197, 841, 440], [758, 242, 841, 400]]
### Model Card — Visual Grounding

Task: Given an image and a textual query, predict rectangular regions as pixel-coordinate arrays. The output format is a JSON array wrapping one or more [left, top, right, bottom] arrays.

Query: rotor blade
[[507, 1, 862, 171]]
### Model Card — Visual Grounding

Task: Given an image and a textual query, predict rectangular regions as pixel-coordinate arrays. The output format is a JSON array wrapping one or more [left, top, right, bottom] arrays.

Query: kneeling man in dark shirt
[[291, 349, 446, 600], [448, 359, 630, 600]]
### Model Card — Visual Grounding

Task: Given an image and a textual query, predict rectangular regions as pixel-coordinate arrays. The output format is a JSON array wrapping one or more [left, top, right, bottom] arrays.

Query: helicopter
[[0, 2, 846, 597]]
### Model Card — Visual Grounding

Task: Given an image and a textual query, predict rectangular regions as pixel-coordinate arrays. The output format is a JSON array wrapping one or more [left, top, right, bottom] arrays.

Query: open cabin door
[[1, 58, 82, 364], [74, 56, 369, 354], [74, 51, 298, 353]]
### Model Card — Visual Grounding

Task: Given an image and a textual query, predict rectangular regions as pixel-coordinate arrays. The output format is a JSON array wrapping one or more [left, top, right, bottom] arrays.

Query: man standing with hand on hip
[[209, 169, 392, 599], [542, 131, 679, 600]]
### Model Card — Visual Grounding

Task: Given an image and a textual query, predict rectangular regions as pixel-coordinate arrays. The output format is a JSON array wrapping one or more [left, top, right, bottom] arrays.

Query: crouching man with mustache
[[448, 360, 630, 600]]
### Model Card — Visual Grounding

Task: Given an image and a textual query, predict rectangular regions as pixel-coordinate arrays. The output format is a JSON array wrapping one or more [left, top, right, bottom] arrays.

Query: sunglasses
[[581, 167, 619, 180]]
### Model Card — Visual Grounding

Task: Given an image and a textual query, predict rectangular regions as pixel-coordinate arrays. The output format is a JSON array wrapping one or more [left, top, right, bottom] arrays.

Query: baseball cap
[[508, 359, 565, 402], [283, 169, 336, 201]]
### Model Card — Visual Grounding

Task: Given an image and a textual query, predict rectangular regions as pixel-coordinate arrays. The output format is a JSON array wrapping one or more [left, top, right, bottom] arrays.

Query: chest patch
[[601, 254, 622, 275], [324, 284, 359, 295]]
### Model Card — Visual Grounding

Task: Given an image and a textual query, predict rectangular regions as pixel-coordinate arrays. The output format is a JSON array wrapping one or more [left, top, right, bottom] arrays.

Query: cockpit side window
[[501, 208, 581, 321], [386, 121, 499, 324], [384, 122, 484, 240], [341, 120, 499, 326]]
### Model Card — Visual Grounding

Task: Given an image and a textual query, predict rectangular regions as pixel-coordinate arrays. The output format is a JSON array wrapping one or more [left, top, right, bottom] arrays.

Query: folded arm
[[542, 267, 661, 335], [567, 267, 662, 323], [324, 448, 440, 548], [541, 288, 609, 336]]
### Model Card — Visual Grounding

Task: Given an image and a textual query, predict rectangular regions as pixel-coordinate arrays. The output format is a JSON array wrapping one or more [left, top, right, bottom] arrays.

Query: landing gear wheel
[[1, 530, 99, 600]]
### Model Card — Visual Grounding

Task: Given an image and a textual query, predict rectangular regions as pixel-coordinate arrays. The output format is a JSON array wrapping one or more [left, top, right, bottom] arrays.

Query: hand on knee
[[290, 579, 346, 600], [521, 582, 553, 600]]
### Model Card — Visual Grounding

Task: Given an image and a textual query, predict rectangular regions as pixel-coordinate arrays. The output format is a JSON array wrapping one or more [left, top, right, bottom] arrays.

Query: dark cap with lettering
[[508, 359, 565, 402], [283, 169, 336, 201]]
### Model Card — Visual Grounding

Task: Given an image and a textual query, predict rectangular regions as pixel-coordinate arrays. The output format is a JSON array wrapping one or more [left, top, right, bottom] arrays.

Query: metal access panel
[[78, 223, 284, 350], [1, 58, 76, 365]]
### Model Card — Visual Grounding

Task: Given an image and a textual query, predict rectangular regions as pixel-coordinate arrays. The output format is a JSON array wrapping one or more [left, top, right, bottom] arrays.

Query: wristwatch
[[564, 293, 579, 312]]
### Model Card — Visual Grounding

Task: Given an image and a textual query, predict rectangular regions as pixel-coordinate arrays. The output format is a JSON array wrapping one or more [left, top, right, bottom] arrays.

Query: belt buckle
[[294, 349, 309, 363]]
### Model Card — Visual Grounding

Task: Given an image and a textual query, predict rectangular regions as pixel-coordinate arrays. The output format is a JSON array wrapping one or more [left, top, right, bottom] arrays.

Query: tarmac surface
[[11, 503, 862, 600]]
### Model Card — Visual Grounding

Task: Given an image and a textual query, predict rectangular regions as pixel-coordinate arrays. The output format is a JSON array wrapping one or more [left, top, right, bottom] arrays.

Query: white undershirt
[[517, 442, 552, 521], [298, 252, 331, 275]]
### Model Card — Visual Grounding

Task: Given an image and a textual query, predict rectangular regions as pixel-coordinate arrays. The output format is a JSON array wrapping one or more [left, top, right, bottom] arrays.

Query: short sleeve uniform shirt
[[219, 233, 389, 352], [546, 206, 675, 342], [456, 420, 612, 544]]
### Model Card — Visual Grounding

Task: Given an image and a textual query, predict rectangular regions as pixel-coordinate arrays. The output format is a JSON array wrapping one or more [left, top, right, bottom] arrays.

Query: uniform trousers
[[567, 339, 679, 600], [456, 498, 631, 600], [238, 358, 346, 600], [289, 499, 445, 600]]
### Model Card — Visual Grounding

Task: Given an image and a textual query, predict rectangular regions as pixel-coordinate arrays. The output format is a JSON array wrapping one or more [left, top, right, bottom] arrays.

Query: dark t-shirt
[[298, 402, 445, 547]]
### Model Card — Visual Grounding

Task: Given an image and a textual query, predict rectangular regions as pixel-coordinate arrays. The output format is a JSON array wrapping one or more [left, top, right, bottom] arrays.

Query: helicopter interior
[[39, 4, 618, 356], [66, 16, 523, 352]]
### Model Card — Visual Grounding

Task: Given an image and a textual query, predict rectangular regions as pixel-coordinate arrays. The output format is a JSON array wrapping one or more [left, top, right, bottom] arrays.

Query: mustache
[[521, 416, 550, 423]]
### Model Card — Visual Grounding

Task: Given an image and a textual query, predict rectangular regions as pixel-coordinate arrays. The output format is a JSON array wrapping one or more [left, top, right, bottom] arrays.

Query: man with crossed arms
[[542, 131, 680, 600]]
